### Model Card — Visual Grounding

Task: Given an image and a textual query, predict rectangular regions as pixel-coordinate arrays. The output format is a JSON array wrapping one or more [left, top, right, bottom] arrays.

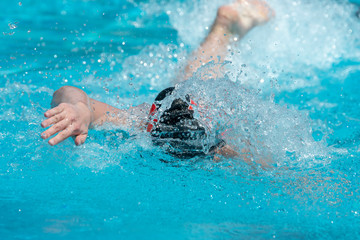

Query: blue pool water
[[1, 0, 360, 239]]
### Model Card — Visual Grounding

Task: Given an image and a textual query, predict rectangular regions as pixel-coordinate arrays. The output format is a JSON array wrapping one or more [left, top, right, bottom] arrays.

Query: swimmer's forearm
[[90, 101, 150, 129], [217, 145, 254, 166], [88, 98, 129, 127], [218, 145, 272, 169], [182, 24, 231, 81], [51, 86, 125, 127]]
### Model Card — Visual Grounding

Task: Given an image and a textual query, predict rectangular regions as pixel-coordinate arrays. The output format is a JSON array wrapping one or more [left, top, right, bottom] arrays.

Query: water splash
[[140, 0, 360, 91], [166, 62, 331, 168]]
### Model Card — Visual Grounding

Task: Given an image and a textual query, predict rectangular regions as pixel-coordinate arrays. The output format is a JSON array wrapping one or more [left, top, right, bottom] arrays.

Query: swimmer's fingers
[[74, 134, 88, 146], [48, 127, 73, 146], [41, 119, 68, 140], [41, 112, 65, 128], [44, 104, 64, 118]]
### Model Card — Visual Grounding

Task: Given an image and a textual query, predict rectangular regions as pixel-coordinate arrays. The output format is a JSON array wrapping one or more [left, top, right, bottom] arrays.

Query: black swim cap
[[149, 87, 210, 158]]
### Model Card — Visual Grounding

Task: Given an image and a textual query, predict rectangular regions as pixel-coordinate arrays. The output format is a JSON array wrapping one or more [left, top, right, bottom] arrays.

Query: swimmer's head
[[147, 87, 209, 158]]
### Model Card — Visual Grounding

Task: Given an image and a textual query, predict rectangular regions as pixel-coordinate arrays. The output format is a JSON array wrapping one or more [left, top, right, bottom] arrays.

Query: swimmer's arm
[[41, 86, 148, 146], [178, 8, 241, 82], [88, 98, 149, 129], [50, 86, 129, 126], [215, 144, 253, 165], [216, 144, 272, 169]]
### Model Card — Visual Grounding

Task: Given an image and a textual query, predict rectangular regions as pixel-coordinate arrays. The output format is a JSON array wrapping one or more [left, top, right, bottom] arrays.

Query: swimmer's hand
[[41, 102, 92, 146], [41, 85, 149, 146]]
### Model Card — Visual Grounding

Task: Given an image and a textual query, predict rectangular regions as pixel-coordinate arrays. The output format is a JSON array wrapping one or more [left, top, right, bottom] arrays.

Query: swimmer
[[41, 0, 274, 161]]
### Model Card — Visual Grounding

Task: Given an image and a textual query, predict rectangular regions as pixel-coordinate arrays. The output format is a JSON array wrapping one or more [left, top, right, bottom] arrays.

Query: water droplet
[[8, 22, 18, 30]]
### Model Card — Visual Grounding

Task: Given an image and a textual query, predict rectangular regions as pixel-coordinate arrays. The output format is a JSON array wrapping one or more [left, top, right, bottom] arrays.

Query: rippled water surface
[[1, 0, 360, 239]]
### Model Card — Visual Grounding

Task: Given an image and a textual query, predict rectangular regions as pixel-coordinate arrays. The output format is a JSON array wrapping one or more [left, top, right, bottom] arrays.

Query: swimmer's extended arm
[[216, 143, 271, 169], [181, 8, 233, 81], [215, 144, 252, 165], [179, 2, 273, 82], [41, 86, 148, 146]]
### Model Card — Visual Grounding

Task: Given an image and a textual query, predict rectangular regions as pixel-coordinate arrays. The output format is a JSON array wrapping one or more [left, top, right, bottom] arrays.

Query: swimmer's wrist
[[74, 102, 93, 128], [85, 97, 95, 127]]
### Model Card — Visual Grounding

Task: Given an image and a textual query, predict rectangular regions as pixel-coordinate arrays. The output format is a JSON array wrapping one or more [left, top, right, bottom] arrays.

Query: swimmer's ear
[[74, 134, 87, 146]]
